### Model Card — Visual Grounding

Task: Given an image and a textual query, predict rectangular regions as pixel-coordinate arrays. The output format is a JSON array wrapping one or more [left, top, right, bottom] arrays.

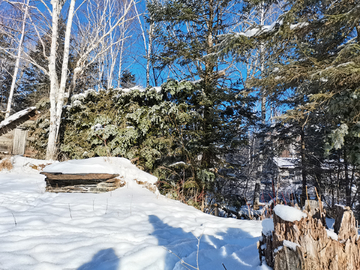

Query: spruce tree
[[147, 0, 255, 204], [243, 0, 360, 206]]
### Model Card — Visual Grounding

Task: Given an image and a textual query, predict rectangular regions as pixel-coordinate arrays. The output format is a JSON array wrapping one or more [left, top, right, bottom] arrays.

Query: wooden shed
[[0, 107, 37, 157]]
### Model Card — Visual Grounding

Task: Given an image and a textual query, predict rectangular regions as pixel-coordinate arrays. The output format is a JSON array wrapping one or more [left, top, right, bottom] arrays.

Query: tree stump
[[259, 202, 360, 270]]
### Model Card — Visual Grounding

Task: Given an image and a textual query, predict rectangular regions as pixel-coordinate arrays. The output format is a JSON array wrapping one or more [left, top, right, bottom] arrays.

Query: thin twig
[[11, 211, 17, 226], [68, 204, 72, 219], [314, 187, 323, 213], [164, 247, 198, 270]]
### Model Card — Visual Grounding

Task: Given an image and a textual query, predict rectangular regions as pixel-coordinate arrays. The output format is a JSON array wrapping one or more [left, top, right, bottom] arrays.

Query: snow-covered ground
[[0, 157, 269, 270]]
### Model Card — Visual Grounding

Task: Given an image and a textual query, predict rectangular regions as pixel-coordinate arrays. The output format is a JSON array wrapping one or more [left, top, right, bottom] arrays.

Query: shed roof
[[0, 107, 37, 136]]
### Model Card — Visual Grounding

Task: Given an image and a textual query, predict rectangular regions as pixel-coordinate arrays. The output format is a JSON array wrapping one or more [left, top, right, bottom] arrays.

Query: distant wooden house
[[263, 157, 302, 186], [261, 157, 303, 203], [0, 107, 37, 157]]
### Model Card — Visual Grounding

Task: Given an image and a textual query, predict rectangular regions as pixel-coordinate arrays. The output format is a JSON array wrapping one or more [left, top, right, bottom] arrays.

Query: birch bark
[[46, 0, 76, 160], [5, 0, 30, 119]]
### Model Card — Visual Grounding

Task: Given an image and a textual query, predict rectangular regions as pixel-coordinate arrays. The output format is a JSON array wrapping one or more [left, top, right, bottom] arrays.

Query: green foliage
[[27, 75, 247, 205], [238, 0, 360, 206]]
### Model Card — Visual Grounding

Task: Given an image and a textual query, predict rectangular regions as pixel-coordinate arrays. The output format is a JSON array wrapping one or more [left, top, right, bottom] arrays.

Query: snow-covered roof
[[0, 107, 36, 130], [273, 157, 297, 168]]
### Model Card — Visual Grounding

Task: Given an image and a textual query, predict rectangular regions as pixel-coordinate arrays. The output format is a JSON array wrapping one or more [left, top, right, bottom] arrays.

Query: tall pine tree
[[147, 0, 255, 205], [244, 0, 360, 206]]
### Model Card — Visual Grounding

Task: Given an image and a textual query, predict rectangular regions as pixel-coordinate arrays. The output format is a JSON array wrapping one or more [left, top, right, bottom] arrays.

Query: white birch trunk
[[46, 0, 61, 160], [55, 0, 76, 137], [5, 0, 29, 119], [46, 0, 76, 160], [146, 22, 154, 87], [117, 38, 124, 87]]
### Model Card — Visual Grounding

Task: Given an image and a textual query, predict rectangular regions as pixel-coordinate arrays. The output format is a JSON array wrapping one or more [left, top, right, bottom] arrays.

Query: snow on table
[[43, 157, 158, 185], [0, 157, 270, 270], [273, 205, 307, 222]]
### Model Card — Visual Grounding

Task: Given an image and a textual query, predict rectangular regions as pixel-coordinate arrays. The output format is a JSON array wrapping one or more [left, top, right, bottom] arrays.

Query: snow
[[289, 22, 309, 30], [274, 240, 300, 254], [92, 123, 104, 131], [236, 21, 278, 37], [0, 107, 36, 129], [283, 240, 299, 251], [150, 86, 162, 93], [261, 219, 274, 236], [120, 86, 146, 93], [274, 246, 283, 253], [0, 157, 270, 270], [273, 205, 307, 222], [273, 157, 297, 168], [235, 20, 309, 39], [169, 161, 188, 167], [326, 229, 338, 241]]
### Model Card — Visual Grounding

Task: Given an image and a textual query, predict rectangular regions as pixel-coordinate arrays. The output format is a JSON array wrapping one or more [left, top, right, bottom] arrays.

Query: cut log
[[259, 201, 360, 270]]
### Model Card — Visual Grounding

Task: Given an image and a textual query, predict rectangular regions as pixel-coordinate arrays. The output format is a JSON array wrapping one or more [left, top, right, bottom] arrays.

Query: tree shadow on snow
[[77, 248, 119, 270], [148, 215, 259, 270]]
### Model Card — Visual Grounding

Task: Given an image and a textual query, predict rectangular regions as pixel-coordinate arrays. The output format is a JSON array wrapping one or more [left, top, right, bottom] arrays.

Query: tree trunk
[[259, 204, 360, 270], [5, 0, 29, 119], [46, 0, 60, 160], [253, 182, 260, 210], [344, 146, 351, 206], [146, 22, 154, 87], [300, 128, 307, 206], [46, 0, 76, 160], [252, 2, 267, 211]]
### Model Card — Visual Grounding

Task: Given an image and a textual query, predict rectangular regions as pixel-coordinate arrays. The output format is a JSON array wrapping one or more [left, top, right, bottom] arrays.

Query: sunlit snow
[[273, 205, 307, 222], [0, 156, 270, 270]]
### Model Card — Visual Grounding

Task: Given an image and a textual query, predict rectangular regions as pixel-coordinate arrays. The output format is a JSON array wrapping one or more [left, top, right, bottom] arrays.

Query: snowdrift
[[0, 156, 269, 270]]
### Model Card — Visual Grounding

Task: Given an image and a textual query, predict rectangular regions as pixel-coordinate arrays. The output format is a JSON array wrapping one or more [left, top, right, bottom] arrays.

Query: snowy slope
[[0, 157, 269, 270]]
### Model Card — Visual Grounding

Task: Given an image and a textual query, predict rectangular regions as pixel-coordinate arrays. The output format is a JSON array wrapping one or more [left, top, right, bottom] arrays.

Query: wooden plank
[[40, 172, 119, 180], [12, 128, 27, 155], [44, 177, 126, 193]]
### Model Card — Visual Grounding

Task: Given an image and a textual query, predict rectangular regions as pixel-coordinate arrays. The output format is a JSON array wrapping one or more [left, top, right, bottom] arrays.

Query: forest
[[0, 0, 359, 218]]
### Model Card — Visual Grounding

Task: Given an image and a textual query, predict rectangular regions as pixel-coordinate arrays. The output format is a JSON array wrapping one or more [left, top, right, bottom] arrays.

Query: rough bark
[[259, 203, 360, 270], [300, 128, 307, 206], [253, 182, 261, 210]]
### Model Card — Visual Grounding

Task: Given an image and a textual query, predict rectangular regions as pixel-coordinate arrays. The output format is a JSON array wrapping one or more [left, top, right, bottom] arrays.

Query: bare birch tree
[[0, 0, 135, 159], [4, 0, 29, 118], [69, 0, 135, 95]]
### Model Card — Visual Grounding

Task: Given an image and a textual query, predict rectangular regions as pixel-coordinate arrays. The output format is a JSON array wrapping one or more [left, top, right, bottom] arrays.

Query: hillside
[[0, 157, 269, 270]]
